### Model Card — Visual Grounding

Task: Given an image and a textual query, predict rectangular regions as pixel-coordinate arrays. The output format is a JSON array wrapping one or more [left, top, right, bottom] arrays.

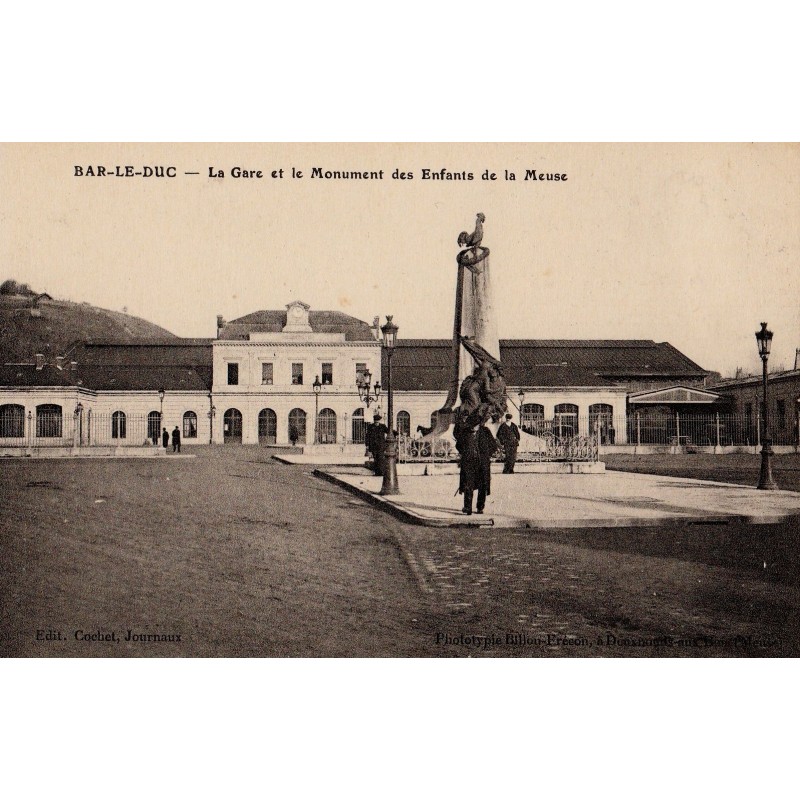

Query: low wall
[[0, 445, 172, 458]]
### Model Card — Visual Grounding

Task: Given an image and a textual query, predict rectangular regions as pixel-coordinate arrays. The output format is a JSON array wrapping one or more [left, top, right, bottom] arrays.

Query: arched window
[[396, 410, 411, 437], [112, 410, 127, 440], [223, 408, 243, 443], [147, 411, 162, 444], [183, 411, 198, 439], [351, 408, 366, 444], [589, 403, 614, 444], [554, 403, 579, 438], [36, 404, 62, 438], [288, 408, 307, 444], [318, 408, 337, 444], [258, 408, 277, 444], [521, 403, 545, 434], [0, 404, 25, 438]]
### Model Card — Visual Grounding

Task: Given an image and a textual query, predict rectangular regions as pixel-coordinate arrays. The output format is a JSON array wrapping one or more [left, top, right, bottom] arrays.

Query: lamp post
[[313, 375, 322, 444], [74, 402, 83, 447], [356, 368, 381, 408], [517, 389, 525, 428], [158, 385, 165, 424], [380, 315, 400, 496], [207, 392, 216, 444], [755, 322, 778, 490]]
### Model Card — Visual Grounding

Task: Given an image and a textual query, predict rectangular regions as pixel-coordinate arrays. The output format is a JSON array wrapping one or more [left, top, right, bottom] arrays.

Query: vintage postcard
[[1, 142, 798, 658]]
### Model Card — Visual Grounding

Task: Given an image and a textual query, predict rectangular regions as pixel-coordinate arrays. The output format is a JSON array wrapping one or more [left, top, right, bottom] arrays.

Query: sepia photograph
[[4, 5, 799, 795], [2, 142, 798, 659]]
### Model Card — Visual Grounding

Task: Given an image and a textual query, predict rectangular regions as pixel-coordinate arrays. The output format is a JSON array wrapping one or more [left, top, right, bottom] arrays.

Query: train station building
[[1, 300, 715, 450]]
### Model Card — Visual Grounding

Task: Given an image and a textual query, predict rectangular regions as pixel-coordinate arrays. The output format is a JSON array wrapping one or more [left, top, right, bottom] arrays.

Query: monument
[[423, 213, 508, 438], [408, 213, 599, 467]]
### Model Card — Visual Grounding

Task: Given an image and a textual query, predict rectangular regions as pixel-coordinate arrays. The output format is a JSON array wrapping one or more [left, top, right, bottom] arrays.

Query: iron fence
[[0, 410, 169, 448], [621, 411, 799, 447]]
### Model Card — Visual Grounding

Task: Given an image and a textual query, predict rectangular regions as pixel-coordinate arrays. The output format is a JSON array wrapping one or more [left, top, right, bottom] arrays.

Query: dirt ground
[[0, 447, 443, 657], [2, 448, 798, 657]]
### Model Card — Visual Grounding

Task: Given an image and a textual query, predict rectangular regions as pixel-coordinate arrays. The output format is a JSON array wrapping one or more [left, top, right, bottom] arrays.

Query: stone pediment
[[628, 385, 721, 404]]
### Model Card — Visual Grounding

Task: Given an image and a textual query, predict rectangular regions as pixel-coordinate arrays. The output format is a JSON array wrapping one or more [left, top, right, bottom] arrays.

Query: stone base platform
[[314, 469, 800, 529]]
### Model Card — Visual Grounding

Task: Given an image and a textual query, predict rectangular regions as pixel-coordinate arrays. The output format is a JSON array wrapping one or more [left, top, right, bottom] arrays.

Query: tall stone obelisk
[[458, 239, 501, 385]]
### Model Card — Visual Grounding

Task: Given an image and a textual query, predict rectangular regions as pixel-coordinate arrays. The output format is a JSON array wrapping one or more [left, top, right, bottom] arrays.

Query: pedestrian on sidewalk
[[496, 413, 520, 473], [455, 417, 497, 514], [368, 412, 388, 475], [162, 427, 169, 451], [171, 425, 181, 453]]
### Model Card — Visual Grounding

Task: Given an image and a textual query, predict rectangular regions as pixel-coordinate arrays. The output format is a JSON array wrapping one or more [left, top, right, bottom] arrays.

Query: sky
[[2, 142, 798, 377]]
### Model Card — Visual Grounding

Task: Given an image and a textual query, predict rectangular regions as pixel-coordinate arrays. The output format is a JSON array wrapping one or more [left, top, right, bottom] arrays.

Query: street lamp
[[157, 387, 166, 445], [207, 392, 216, 444], [356, 368, 381, 408], [74, 401, 83, 447], [380, 315, 400, 496], [313, 375, 322, 444], [517, 389, 525, 428], [755, 322, 778, 490]]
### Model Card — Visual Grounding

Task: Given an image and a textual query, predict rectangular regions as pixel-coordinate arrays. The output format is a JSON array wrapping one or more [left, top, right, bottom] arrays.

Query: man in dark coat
[[368, 412, 388, 475], [456, 420, 497, 514], [171, 425, 181, 453], [162, 427, 169, 450], [496, 413, 521, 473]]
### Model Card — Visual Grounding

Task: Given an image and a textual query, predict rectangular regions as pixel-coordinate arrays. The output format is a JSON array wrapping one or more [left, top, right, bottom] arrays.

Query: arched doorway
[[589, 403, 615, 444], [182, 411, 198, 440], [396, 410, 411, 437], [351, 408, 366, 444], [223, 408, 243, 443], [258, 408, 277, 444], [521, 403, 545, 434], [554, 403, 579, 438], [147, 410, 161, 444], [36, 404, 63, 439], [0, 404, 25, 439], [112, 410, 127, 440], [288, 408, 307, 445], [318, 408, 337, 444]]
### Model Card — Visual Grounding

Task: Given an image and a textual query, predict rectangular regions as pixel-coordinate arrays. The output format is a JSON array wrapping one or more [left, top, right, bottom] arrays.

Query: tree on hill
[[0, 279, 36, 296]]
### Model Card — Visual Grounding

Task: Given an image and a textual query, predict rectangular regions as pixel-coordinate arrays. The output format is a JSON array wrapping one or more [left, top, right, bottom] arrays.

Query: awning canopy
[[628, 385, 722, 405]]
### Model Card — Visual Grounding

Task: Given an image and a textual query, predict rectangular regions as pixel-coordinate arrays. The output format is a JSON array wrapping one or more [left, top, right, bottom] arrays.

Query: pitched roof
[[499, 340, 707, 377], [0, 364, 78, 387], [221, 310, 376, 341], [72, 340, 213, 366], [384, 339, 706, 391], [710, 368, 800, 391], [75, 365, 211, 392]]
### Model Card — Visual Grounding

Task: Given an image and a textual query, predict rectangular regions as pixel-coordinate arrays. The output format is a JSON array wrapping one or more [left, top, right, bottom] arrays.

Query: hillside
[[0, 295, 179, 364]]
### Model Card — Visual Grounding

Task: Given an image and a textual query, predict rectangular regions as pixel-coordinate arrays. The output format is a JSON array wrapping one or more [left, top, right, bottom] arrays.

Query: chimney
[[70, 361, 78, 373], [795, 349, 800, 370], [55, 356, 64, 370], [35, 353, 45, 370], [216, 315, 226, 338], [735, 366, 743, 379]]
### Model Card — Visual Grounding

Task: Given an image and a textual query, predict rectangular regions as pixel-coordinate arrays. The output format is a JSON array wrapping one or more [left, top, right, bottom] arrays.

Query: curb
[[312, 469, 494, 528]]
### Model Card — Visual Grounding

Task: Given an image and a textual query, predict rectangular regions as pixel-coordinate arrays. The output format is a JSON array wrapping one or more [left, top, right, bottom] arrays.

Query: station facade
[[1, 301, 712, 449]]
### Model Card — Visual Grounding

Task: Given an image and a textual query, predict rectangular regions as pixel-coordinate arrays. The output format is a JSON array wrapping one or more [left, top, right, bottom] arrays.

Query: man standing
[[368, 412, 388, 475], [456, 418, 497, 514], [496, 413, 521, 473], [162, 427, 169, 451], [171, 425, 181, 453]]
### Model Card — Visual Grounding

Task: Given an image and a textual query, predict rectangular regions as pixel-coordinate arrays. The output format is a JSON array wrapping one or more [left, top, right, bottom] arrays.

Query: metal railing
[[622, 411, 799, 448], [2, 409, 798, 450], [0, 411, 175, 448]]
